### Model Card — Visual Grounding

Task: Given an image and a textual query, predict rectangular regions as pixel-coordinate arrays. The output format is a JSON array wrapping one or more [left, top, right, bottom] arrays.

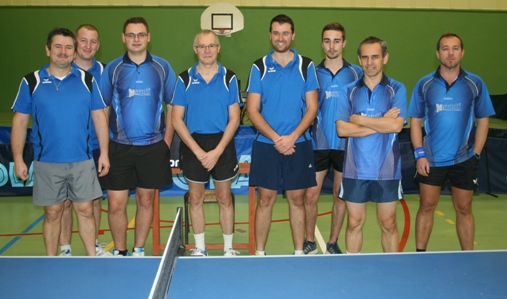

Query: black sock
[[416, 248, 426, 252], [117, 249, 128, 256]]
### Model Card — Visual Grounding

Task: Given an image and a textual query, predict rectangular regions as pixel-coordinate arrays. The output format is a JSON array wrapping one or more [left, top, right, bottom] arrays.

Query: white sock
[[294, 250, 304, 255], [95, 239, 100, 246], [223, 234, 233, 249], [60, 244, 71, 252], [194, 232, 206, 250], [255, 250, 266, 256]]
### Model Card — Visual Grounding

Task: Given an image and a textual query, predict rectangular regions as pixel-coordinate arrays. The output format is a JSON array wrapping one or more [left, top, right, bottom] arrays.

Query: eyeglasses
[[271, 31, 292, 37], [195, 44, 219, 50], [124, 33, 148, 39]]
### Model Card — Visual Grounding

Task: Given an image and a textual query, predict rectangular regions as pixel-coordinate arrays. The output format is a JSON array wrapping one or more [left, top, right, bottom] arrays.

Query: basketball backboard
[[201, 3, 244, 36]]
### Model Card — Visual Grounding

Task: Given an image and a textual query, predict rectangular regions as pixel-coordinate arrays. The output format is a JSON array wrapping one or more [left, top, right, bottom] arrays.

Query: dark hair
[[322, 22, 346, 41], [46, 27, 76, 50], [357, 36, 388, 57], [270, 14, 294, 33], [123, 17, 149, 33], [76, 24, 100, 39], [436, 32, 463, 50]]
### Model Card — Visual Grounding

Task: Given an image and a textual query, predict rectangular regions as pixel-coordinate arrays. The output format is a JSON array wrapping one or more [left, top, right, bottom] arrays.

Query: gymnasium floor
[[1, 193, 506, 256]]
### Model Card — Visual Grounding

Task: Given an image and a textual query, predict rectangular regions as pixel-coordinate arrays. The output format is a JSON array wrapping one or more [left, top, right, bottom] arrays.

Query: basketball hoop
[[214, 28, 232, 36]]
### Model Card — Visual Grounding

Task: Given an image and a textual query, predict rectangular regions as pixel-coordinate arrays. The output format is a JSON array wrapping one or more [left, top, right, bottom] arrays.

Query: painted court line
[[0, 214, 44, 255], [314, 225, 326, 254]]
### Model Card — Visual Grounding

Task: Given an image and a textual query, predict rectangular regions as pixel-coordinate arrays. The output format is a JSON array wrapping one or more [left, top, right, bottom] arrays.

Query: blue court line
[[0, 214, 44, 255]]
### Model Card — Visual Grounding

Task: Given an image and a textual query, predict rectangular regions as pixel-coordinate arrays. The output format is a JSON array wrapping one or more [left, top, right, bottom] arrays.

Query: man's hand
[[97, 155, 110, 177], [274, 136, 296, 155], [416, 158, 430, 176], [14, 162, 28, 181], [199, 149, 221, 171]]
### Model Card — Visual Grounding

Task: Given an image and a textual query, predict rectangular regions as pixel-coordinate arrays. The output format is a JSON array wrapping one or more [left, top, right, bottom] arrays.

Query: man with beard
[[408, 33, 495, 251], [246, 14, 319, 255]]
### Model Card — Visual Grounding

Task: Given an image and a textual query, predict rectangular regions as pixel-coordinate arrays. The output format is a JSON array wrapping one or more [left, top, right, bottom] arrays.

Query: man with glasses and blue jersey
[[172, 30, 241, 257], [100, 17, 177, 256]]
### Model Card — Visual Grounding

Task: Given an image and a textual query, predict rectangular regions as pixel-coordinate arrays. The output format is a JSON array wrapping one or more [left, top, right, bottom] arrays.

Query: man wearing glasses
[[171, 30, 241, 256], [99, 17, 177, 256], [246, 14, 319, 255]]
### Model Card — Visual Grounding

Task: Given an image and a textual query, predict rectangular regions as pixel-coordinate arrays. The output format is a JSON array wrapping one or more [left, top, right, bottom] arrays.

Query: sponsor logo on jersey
[[128, 88, 152, 98], [436, 103, 462, 113]]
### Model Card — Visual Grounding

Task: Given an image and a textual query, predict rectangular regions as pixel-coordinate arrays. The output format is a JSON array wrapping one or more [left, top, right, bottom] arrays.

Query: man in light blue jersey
[[100, 17, 177, 256], [409, 33, 495, 251], [59, 24, 111, 257], [304, 22, 362, 255], [172, 30, 240, 257], [11, 27, 110, 256], [336, 36, 406, 253], [246, 14, 319, 255]]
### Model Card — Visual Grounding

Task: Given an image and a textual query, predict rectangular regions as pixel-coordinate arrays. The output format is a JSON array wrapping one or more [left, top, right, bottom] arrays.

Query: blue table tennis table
[[1, 250, 506, 299]]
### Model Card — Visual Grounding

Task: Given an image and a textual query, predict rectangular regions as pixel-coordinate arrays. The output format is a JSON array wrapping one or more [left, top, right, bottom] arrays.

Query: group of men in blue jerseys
[[11, 14, 494, 257]]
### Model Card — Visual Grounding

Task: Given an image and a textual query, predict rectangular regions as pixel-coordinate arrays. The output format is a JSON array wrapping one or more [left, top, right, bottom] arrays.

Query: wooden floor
[[1, 193, 506, 256]]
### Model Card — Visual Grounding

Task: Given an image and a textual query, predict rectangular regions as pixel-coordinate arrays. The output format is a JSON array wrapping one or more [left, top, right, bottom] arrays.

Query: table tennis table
[[1, 250, 506, 299]]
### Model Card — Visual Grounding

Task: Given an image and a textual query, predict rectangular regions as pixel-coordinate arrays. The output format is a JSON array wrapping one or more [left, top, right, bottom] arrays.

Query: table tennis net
[[148, 207, 186, 299]]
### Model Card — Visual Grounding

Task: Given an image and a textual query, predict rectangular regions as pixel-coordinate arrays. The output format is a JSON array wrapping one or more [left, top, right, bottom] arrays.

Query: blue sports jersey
[[312, 59, 362, 150], [171, 62, 240, 134], [100, 52, 176, 146], [73, 59, 105, 150], [11, 65, 106, 163], [246, 49, 320, 144], [336, 75, 407, 180], [408, 68, 495, 167]]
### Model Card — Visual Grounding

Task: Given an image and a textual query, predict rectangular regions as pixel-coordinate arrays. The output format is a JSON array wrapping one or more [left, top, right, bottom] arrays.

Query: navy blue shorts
[[249, 140, 317, 190], [415, 156, 479, 191], [339, 178, 403, 203], [313, 150, 344, 172]]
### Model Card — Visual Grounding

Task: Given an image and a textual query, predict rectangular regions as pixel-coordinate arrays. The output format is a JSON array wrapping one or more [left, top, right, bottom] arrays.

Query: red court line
[[399, 198, 411, 252]]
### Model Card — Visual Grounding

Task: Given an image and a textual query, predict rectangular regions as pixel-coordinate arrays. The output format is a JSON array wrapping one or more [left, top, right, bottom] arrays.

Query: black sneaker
[[303, 239, 318, 255], [325, 242, 342, 254]]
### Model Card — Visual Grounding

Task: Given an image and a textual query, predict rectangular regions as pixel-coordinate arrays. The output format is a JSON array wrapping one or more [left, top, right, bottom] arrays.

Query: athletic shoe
[[255, 251, 266, 256], [303, 239, 318, 255], [223, 248, 240, 256], [132, 247, 145, 257], [325, 242, 343, 254], [96, 244, 112, 256], [59, 249, 72, 256], [113, 249, 131, 257], [190, 247, 208, 256]]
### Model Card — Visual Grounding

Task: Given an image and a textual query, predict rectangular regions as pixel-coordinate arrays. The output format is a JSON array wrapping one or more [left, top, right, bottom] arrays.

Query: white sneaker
[[96, 244, 113, 256], [190, 247, 208, 256], [132, 247, 145, 257], [59, 249, 72, 256], [223, 248, 240, 256]]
